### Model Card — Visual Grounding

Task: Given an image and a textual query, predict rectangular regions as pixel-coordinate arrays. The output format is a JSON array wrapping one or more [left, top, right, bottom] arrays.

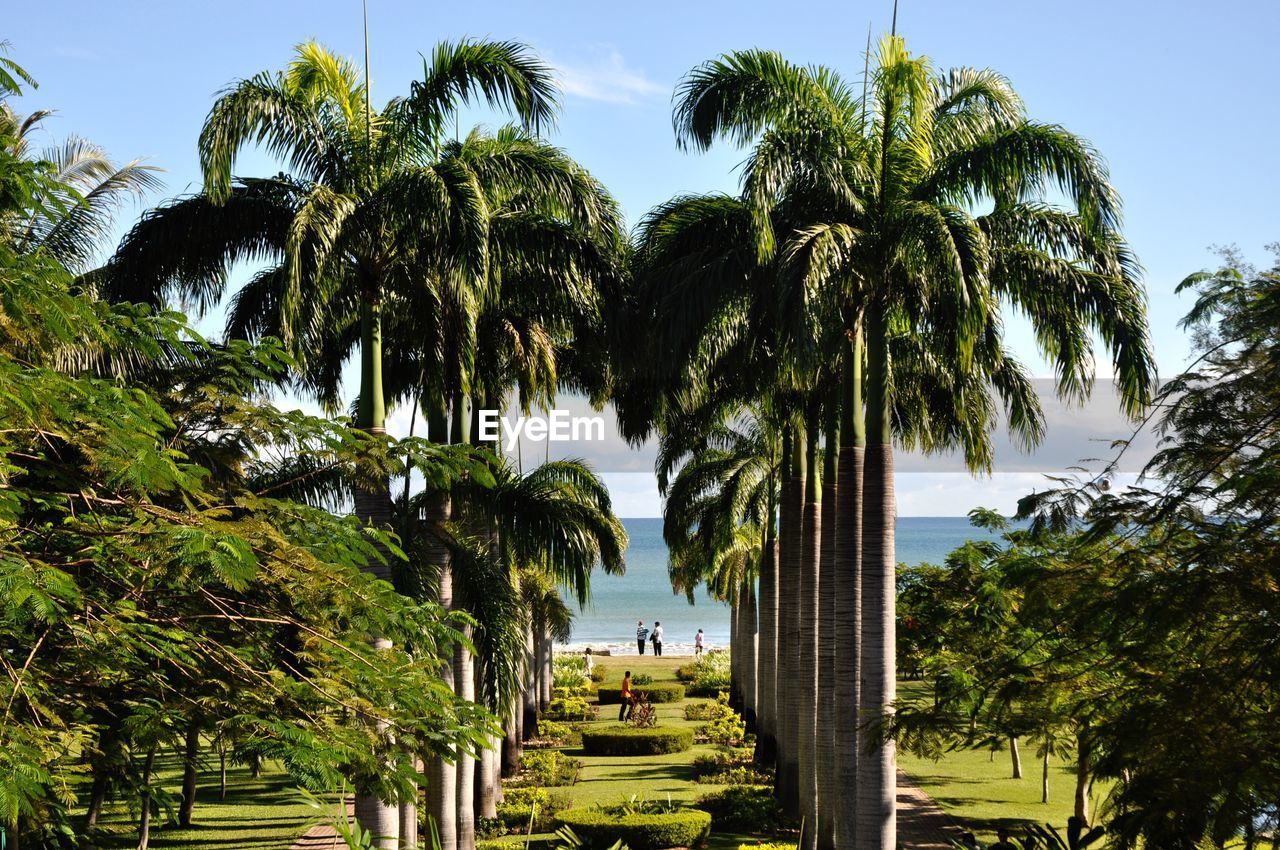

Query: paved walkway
[[898, 769, 962, 849]]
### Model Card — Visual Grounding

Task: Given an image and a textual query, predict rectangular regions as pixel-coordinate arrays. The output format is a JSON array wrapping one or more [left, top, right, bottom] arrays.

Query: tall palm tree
[[673, 37, 1155, 850], [102, 39, 602, 847]]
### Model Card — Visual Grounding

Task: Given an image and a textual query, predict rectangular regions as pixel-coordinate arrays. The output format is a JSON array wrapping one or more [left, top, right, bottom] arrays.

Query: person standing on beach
[[651, 621, 664, 657], [583, 647, 594, 677], [635, 620, 649, 655], [694, 628, 704, 656], [619, 670, 634, 721]]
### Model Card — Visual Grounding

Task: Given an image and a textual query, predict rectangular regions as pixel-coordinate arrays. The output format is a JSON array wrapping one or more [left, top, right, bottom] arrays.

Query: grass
[[896, 679, 1099, 842], [75, 753, 323, 850]]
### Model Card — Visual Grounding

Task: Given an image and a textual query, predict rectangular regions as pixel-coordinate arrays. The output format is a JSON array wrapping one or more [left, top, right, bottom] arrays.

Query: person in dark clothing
[[989, 829, 1017, 850], [651, 621, 664, 656]]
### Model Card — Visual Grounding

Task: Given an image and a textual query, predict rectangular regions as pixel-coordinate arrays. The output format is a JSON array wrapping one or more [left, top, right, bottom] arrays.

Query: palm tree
[[0, 99, 160, 276], [101, 39, 605, 847], [673, 37, 1155, 850]]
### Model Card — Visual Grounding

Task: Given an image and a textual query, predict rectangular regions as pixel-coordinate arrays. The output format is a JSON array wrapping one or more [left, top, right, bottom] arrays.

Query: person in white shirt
[[651, 622, 664, 657], [635, 620, 649, 654], [694, 628, 704, 656]]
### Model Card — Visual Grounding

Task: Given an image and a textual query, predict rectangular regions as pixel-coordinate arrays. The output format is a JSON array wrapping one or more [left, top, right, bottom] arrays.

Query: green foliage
[[674, 665, 696, 683], [512, 749, 582, 787], [554, 808, 711, 850], [545, 696, 598, 722], [629, 674, 653, 686], [590, 666, 608, 683], [496, 786, 571, 833], [693, 765, 771, 786], [595, 684, 685, 704], [477, 839, 559, 850], [554, 655, 594, 689], [695, 786, 786, 834], [690, 750, 754, 780], [685, 651, 731, 696], [738, 844, 796, 850], [581, 727, 694, 756], [529, 719, 580, 747]]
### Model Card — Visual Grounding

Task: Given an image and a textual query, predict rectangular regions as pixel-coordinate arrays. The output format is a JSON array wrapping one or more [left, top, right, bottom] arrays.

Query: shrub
[[674, 664, 696, 682], [738, 843, 797, 850], [590, 665, 608, 683], [581, 726, 694, 756], [684, 702, 720, 721], [554, 809, 711, 850], [699, 711, 746, 746], [512, 749, 581, 787], [694, 765, 771, 786], [630, 673, 653, 686], [686, 650, 730, 695], [497, 786, 571, 832], [530, 719, 580, 747], [596, 683, 685, 704], [696, 786, 785, 834], [478, 838, 559, 850], [554, 683, 593, 699], [545, 696, 597, 721], [553, 655, 593, 689]]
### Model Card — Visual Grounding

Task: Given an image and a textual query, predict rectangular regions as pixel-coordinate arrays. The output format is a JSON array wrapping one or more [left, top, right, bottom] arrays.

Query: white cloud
[[550, 48, 665, 105]]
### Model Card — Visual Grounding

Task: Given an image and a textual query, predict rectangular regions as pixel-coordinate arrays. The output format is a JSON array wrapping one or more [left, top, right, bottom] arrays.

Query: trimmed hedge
[[554, 809, 711, 850], [595, 683, 685, 704], [581, 726, 695, 756], [478, 838, 557, 850]]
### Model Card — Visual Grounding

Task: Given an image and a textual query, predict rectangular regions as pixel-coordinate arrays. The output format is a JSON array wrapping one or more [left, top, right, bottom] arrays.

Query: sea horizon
[[559, 515, 1007, 654]]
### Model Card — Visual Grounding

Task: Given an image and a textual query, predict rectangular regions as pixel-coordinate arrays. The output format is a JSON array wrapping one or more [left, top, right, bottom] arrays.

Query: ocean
[[561, 516, 1004, 655]]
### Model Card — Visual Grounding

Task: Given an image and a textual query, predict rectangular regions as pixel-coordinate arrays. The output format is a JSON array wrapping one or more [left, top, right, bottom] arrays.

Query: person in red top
[[618, 671, 634, 721]]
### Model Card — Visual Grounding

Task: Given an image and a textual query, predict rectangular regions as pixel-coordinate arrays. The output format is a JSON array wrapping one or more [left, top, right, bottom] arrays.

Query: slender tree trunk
[[754, 511, 779, 766], [1074, 735, 1090, 826], [399, 757, 420, 850], [732, 595, 744, 712], [743, 578, 759, 733], [249, 752, 262, 779], [856, 304, 895, 850], [538, 632, 553, 711], [424, 480, 458, 850], [179, 719, 200, 828], [834, 345, 864, 850], [522, 628, 538, 740], [503, 701, 522, 777], [817, 407, 838, 850], [1011, 737, 1023, 779], [775, 427, 803, 816], [799, 424, 820, 850], [1042, 748, 1050, 804], [353, 297, 400, 849], [136, 745, 157, 850], [218, 737, 227, 801], [477, 735, 499, 819], [456, 636, 476, 850]]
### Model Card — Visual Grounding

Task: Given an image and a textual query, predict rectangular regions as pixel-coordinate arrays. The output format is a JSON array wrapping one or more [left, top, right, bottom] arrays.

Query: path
[[898, 769, 962, 849]]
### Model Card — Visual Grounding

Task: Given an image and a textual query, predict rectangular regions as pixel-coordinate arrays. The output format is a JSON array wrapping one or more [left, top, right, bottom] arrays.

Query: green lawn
[[76, 754, 323, 850], [896, 680, 1096, 842], [73, 657, 1092, 849]]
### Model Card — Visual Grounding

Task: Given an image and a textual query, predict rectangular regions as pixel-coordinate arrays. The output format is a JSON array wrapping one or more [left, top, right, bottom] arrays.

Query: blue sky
[[10, 1, 1279, 513]]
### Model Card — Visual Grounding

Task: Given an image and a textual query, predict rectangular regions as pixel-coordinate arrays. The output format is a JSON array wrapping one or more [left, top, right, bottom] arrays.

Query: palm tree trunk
[[424, 480, 458, 850], [798, 423, 820, 850], [538, 631, 553, 711], [1011, 737, 1023, 779], [477, 735, 499, 819], [1042, 748, 1050, 804], [754, 500, 779, 765], [729, 597, 740, 709], [856, 304, 896, 850], [834, 332, 864, 850], [742, 577, 759, 733], [503, 702, 522, 777], [136, 744, 157, 850], [522, 628, 538, 739], [456, 635, 477, 850], [775, 427, 802, 816], [817, 406, 838, 850], [352, 297, 401, 848], [179, 719, 200, 828]]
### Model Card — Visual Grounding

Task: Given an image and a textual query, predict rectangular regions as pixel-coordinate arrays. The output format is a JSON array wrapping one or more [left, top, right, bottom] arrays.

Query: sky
[[10, 0, 1279, 515]]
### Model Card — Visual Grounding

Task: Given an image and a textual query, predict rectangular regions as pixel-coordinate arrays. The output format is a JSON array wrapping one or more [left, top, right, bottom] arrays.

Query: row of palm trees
[[85, 32, 1157, 850], [100, 40, 626, 850], [640, 37, 1155, 850]]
